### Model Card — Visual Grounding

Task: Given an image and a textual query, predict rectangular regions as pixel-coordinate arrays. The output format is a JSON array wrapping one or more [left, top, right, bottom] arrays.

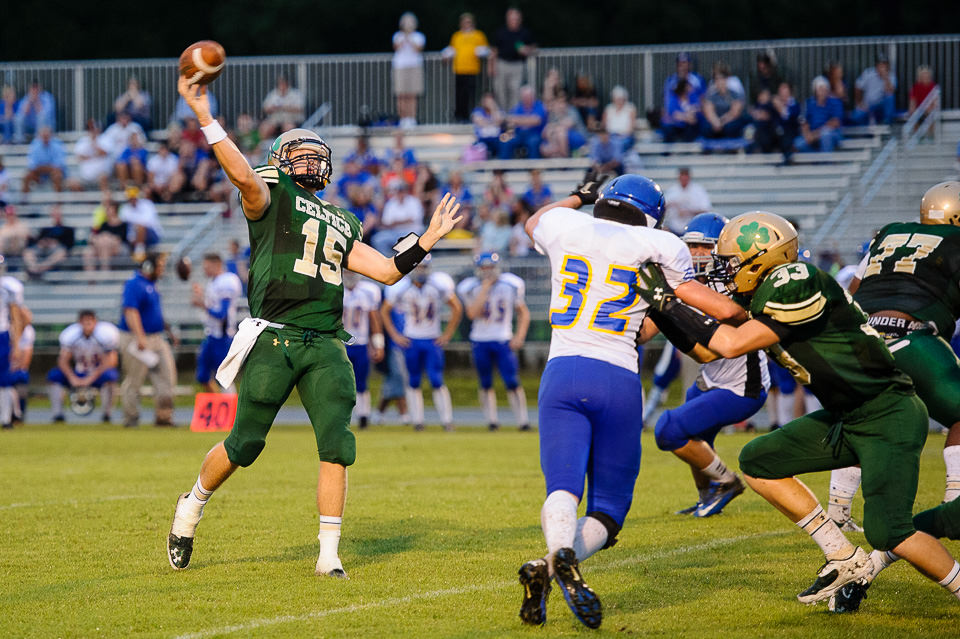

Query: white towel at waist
[[215, 318, 284, 388]]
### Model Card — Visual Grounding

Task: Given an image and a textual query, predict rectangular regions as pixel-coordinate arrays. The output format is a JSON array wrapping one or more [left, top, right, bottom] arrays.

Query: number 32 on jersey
[[549, 255, 640, 334]]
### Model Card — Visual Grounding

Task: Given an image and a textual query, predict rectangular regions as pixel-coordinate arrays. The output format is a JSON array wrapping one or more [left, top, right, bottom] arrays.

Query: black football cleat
[[552, 547, 602, 629], [518, 558, 551, 626], [829, 580, 869, 613], [167, 532, 194, 570]]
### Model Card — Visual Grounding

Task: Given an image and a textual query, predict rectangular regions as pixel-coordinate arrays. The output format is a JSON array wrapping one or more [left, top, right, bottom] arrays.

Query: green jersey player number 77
[[166, 76, 462, 577]]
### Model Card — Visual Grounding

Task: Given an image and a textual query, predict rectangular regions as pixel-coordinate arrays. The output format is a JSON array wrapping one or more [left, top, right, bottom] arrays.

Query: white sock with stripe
[[541, 490, 578, 557], [316, 515, 343, 573], [49, 384, 65, 417], [701, 453, 737, 484], [172, 477, 211, 537], [432, 386, 453, 426], [479, 388, 498, 425], [944, 446, 960, 502], [797, 504, 855, 560], [939, 561, 960, 599], [572, 516, 608, 563], [868, 549, 899, 578], [508, 387, 529, 427], [100, 384, 114, 417], [827, 466, 862, 523], [406, 388, 424, 426], [355, 391, 371, 419]]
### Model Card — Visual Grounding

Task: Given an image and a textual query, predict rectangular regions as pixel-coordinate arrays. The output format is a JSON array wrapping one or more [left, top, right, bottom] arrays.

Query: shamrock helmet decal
[[712, 211, 799, 294]]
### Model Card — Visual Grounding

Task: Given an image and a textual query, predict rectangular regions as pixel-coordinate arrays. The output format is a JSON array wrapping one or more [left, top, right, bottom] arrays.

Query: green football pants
[[224, 326, 357, 467], [739, 390, 928, 550], [888, 328, 960, 427]]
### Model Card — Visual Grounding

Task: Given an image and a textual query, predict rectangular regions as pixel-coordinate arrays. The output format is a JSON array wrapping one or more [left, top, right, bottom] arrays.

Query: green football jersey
[[750, 261, 912, 413], [853, 222, 960, 337], [243, 165, 364, 331]]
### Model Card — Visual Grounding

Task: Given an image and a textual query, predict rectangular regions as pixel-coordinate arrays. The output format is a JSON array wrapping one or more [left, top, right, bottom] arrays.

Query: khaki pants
[[119, 331, 175, 426]]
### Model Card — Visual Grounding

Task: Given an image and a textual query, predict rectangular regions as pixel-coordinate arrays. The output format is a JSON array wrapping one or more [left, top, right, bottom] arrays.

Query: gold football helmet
[[920, 181, 960, 226], [712, 211, 799, 294]]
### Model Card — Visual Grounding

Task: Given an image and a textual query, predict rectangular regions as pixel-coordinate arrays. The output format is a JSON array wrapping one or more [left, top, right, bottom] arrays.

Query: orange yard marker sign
[[190, 393, 238, 432]]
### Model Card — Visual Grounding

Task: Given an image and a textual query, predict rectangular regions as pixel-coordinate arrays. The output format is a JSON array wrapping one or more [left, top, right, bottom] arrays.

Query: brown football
[[179, 40, 226, 86], [176, 256, 192, 281]]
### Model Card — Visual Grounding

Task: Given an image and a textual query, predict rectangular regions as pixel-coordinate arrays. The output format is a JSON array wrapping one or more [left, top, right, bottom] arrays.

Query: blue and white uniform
[[196, 271, 243, 385], [8, 324, 35, 386], [47, 321, 121, 388], [386, 272, 456, 389], [533, 206, 694, 525], [457, 272, 525, 390], [0, 276, 25, 391], [343, 279, 382, 394]]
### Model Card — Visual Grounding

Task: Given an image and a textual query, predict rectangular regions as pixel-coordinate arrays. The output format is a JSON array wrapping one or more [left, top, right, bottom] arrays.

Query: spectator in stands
[[539, 91, 587, 158], [509, 198, 533, 257], [588, 129, 624, 175], [112, 77, 152, 131], [233, 112, 260, 155], [22, 204, 75, 278], [571, 72, 600, 132], [825, 61, 850, 108], [663, 167, 712, 234], [413, 163, 440, 216], [114, 132, 149, 188], [521, 169, 552, 210], [349, 135, 381, 174], [471, 92, 505, 158], [490, 7, 537, 112], [500, 85, 547, 159], [119, 186, 162, 261], [384, 131, 417, 168], [749, 50, 783, 104], [259, 76, 306, 139], [14, 80, 56, 143], [483, 169, 514, 210], [174, 90, 218, 125], [602, 85, 637, 151], [0, 158, 7, 202], [796, 76, 844, 153], [479, 206, 512, 253], [117, 252, 176, 428], [22, 127, 66, 193], [180, 117, 205, 149], [752, 81, 800, 163], [380, 155, 417, 192], [442, 170, 474, 229], [852, 54, 897, 125], [83, 198, 129, 272], [346, 183, 378, 238], [700, 68, 747, 140], [373, 178, 425, 254], [100, 112, 146, 162], [67, 119, 111, 192], [0, 85, 16, 143], [146, 143, 184, 202], [908, 64, 939, 117], [336, 155, 374, 205], [0, 204, 30, 257], [176, 140, 213, 198], [392, 12, 426, 129], [662, 53, 706, 131], [541, 68, 564, 109], [662, 78, 700, 143], [443, 12, 490, 123]]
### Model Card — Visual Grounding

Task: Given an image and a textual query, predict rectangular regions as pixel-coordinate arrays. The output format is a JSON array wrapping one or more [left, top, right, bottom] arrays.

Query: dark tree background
[[1, 0, 951, 61]]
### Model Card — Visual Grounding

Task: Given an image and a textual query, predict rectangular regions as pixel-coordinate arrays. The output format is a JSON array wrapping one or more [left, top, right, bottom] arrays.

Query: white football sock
[[479, 388, 498, 425], [642, 387, 664, 423], [9, 387, 20, 419], [804, 393, 822, 414], [828, 466, 862, 523], [49, 384, 66, 416], [939, 561, 960, 599], [172, 478, 211, 537], [797, 504, 855, 560], [944, 446, 960, 502], [355, 391, 371, 418], [868, 549, 899, 578], [406, 388, 424, 425], [433, 386, 453, 426], [541, 490, 579, 556], [508, 387, 529, 427], [100, 384, 114, 416], [316, 515, 343, 573], [0, 386, 12, 425], [573, 516, 608, 562], [701, 453, 737, 484]]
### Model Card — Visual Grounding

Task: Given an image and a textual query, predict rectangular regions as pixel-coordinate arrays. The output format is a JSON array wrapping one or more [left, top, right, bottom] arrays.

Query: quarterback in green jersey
[[634, 211, 960, 609], [166, 77, 462, 576]]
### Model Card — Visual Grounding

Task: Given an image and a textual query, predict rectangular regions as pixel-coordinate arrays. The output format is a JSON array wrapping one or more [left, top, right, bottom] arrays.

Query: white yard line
[[173, 530, 792, 639], [0, 494, 154, 511]]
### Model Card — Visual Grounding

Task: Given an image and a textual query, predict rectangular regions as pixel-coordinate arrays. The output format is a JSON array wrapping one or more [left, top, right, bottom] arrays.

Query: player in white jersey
[[191, 253, 243, 392], [517, 174, 746, 628], [0, 272, 28, 429], [47, 310, 120, 423], [8, 322, 34, 424], [457, 252, 531, 431], [653, 213, 770, 518], [381, 256, 462, 430], [342, 271, 385, 429]]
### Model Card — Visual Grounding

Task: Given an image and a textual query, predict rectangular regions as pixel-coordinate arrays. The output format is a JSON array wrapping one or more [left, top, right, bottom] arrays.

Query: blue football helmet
[[682, 212, 729, 275], [594, 174, 665, 228], [474, 252, 500, 267]]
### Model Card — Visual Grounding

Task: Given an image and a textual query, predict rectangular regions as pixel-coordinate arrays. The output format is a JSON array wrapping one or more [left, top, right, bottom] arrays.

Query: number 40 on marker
[[190, 393, 238, 432]]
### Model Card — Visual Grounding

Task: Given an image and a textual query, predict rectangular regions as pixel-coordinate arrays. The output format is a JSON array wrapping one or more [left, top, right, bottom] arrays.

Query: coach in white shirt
[[663, 167, 712, 235]]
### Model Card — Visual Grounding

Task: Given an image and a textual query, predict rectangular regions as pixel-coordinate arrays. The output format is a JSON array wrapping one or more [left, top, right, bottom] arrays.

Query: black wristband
[[647, 309, 697, 354], [393, 233, 429, 274], [658, 299, 721, 348]]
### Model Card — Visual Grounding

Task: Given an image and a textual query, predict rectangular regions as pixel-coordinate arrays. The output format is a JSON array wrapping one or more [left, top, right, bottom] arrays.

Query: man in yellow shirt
[[444, 13, 490, 122]]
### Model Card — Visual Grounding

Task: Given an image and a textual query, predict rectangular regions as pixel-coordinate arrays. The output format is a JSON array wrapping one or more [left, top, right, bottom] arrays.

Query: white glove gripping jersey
[[59, 321, 120, 375], [0, 275, 25, 333], [203, 272, 244, 339], [533, 207, 695, 373], [343, 280, 382, 345], [386, 272, 456, 340], [456, 272, 525, 342]]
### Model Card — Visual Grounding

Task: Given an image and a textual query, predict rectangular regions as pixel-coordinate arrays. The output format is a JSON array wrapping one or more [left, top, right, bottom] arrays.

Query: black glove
[[569, 170, 608, 205], [635, 262, 677, 313], [635, 262, 722, 348]]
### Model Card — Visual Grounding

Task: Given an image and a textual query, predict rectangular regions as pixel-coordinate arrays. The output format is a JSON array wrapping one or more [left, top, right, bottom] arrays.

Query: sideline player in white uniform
[[381, 255, 462, 430], [9, 321, 35, 423], [342, 271, 385, 429], [457, 252, 531, 431], [192, 253, 244, 392], [0, 271, 27, 429], [654, 212, 770, 517], [517, 174, 745, 628], [47, 310, 120, 422]]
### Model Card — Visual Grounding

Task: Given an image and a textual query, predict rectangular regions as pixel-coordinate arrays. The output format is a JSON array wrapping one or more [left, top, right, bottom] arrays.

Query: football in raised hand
[[179, 40, 226, 86]]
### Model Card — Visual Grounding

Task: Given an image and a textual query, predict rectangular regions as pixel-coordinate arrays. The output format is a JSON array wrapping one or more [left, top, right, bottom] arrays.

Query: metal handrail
[[170, 203, 228, 260], [902, 86, 941, 149]]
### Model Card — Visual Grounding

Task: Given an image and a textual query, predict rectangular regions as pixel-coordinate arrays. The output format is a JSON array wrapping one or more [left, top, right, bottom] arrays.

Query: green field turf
[[2, 425, 956, 638]]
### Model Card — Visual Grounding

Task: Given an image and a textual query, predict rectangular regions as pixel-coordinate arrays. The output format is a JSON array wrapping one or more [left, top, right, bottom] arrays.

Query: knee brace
[[587, 510, 622, 550]]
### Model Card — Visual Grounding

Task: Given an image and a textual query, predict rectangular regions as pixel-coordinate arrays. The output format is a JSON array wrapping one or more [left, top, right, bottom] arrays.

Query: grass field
[[2, 424, 957, 638]]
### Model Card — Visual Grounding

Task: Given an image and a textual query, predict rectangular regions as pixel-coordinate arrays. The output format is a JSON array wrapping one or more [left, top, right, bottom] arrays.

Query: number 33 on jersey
[[244, 165, 364, 332]]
